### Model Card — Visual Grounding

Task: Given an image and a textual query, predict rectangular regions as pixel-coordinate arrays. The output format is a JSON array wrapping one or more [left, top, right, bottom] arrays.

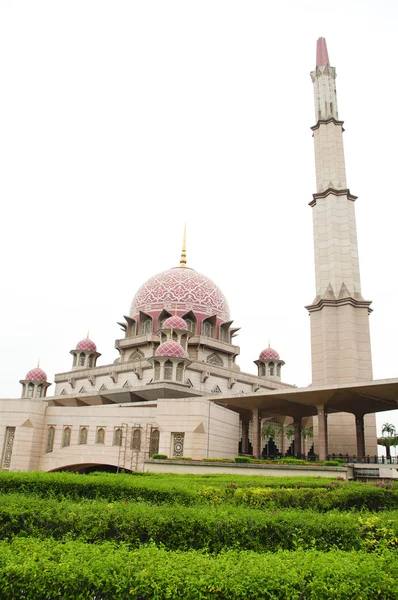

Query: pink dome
[[259, 348, 280, 361], [25, 367, 47, 382], [130, 267, 230, 322], [156, 340, 187, 358], [76, 338, 97, 352], [162, 316, 188, 330]]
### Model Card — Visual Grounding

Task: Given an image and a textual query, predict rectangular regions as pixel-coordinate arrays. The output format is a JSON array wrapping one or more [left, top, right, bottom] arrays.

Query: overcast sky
[[1, 1, 397, 438]]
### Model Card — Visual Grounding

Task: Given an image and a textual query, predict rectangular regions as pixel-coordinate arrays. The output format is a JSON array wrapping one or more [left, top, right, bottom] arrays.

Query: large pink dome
[[26, 367, 47, 382], [156, 340, 187, 358], [130, 267, 230, 322], [259, 348, 280, 361]]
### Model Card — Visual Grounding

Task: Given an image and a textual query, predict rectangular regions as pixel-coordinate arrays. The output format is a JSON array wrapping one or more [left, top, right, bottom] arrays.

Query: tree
[[381, 423, 397, 459], [261, 422, 275, 457], [284, 426, 294, 455], [302, 427, 314, 456]]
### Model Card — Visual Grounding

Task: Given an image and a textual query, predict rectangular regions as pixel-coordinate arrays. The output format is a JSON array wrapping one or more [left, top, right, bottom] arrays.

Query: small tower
[[20, 365, 51, 399], [254, 347, 285, 380], [70, 336, 101, 369], [149, 329, 191, 384], [156, 315, 193, 352]]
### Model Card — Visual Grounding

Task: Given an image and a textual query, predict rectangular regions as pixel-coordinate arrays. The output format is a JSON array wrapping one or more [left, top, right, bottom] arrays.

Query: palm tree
[[381, 423, 396, 459], [302, 427, 313, 457], [284, 426, 294, 455], [261, 422, 275, 457]]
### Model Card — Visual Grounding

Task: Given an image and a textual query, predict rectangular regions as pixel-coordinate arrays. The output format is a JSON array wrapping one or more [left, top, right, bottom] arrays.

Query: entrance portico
[[213, 378, 398, 460]]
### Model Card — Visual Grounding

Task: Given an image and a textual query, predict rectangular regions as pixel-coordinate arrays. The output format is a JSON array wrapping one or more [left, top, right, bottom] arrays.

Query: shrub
[[323, 460, 342, 466], [152, 454, 167, 459], [0, 539, 398, 599], [235, 457, 251, 463]]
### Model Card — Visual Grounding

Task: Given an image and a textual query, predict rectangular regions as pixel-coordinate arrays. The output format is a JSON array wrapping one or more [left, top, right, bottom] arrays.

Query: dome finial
[[87, 329, 90, 338], [37, 358, 40, 368], [268, 338, 271, 348], [180, 223, 187, 267]]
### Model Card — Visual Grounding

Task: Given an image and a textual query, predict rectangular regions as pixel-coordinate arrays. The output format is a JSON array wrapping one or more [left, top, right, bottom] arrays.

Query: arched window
[[62, 427, 71, 448], [176, 362, 184, 382], [79, 353, 86, 367], [130, 349, 145, 361], [172, 331, 177, 341], [96, 427, 105, 444], [180, 335, 187, 351], [79, 427, 88, 445], [202, 321, 213, 337], [73, 354, 77, 367], [276, 364, 281, 377], [259, 364, 266, 376], [131, 428, 141, 451], [87, 356, 93, 368], [206, 352, 223, 367], [46, 426, 55, 453], [27, 383, 34, 398], [141, 318, 152, 335], [113, 428, 122, 446], [164, 360, 173, 380], [269, 362, 275, 376], [37, 384, 43, 398], [154, 361, 160, 381], [149, 428, 160, 456], [184, 318, 196, 334]]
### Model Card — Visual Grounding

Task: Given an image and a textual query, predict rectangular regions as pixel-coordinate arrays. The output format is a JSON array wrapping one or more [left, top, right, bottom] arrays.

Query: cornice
[[306, 296, 373, 315], [311, 118, 344, 131], [309, 188, 358, 207]]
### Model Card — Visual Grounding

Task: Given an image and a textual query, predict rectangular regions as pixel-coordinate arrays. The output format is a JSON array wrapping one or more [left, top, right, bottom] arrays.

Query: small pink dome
[[162, 316, 188, 330], [76, 338, 97, 352], [259, 347, 280, 361], [26, 367, 47, 382], [156, 340, 187, 358]]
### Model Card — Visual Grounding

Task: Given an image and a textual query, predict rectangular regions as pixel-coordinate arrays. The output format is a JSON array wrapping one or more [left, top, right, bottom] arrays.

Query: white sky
[[1, 0, 397, 438]]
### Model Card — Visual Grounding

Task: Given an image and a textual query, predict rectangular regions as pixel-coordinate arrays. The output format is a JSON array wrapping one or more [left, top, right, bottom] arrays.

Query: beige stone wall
[[313, 122, 346, 193], [0, 400, 46, 471]]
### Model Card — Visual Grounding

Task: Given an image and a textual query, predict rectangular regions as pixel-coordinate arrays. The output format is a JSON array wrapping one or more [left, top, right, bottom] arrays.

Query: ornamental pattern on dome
[[26, 368, 47, 382], [76, 338, 97, 352], [156, 340, 187, 358], [259, 348, 280, 361], [130, 267, 230, 322], [162, 316, 188, 330]]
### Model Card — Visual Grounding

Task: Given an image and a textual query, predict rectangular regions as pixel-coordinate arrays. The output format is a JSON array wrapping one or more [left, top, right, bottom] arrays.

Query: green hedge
[[0, 538, 398, 599], [233, 485, 398, 511], [0, 494, 397, 552]]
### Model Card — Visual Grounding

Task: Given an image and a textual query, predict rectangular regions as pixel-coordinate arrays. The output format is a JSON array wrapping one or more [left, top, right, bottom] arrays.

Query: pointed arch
[[164, 360, 173, 380], [129, 349, 145, 362], [62, 427, 71, 448], [131, 428, 141, 451], [206, 352, 223, 367], [79, 427, 88, 445], [46, 426, 55, 453]]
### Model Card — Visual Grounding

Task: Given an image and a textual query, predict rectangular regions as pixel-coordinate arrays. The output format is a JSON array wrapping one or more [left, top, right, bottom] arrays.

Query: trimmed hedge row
[[0, 538, 398, 599], [233, 485, 398, 511], [0, 494, 397, 552]]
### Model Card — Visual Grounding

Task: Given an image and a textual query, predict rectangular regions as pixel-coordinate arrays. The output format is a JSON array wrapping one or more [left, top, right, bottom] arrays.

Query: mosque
[[1, 37, 397, 473]]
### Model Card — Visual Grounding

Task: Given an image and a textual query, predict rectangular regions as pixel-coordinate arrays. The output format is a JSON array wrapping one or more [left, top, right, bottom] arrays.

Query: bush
[[235, 457, 251, 463], [323, 460, 342, 466], [0, 493, 397, 552], [152, 454, 167, 460], [0, 539, 398, 599]]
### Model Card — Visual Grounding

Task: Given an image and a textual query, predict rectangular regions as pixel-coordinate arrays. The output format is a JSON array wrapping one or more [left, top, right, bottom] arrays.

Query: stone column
[[294, 418, 302, 457], [241, 420, 249, 455], [317, 406, 328, 461], [355, 414, 365, 459], [252, 409, 261, 459]]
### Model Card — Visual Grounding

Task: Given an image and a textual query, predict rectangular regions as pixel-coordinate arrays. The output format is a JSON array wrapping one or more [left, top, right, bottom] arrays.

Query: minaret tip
[[87, 329, 90, 339], [316, 37, 329, 67], [37, 358, 40, 368], [180, 223, 187, 267]]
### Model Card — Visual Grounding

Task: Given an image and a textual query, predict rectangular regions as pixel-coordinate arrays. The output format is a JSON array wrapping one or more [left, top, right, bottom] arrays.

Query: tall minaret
[[306, 38, 376, 455]]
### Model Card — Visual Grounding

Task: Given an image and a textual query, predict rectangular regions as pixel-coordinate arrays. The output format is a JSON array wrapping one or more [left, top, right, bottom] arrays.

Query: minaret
[[306, 37, 373, 385], [306, 38, 376, 455]]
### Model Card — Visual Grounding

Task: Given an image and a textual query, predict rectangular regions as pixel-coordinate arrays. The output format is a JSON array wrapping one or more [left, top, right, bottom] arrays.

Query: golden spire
[[180, 223, 187, 267]]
